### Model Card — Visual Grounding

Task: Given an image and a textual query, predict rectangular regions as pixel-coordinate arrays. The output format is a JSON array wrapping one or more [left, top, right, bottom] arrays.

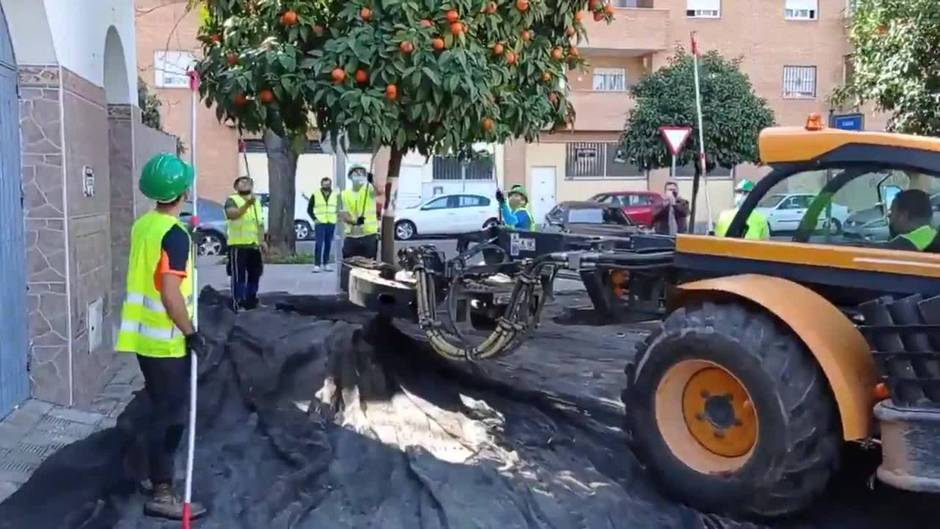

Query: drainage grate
[[34, 414, 75, 432], [17, 441, 65, 459], [0, 458, 35, 474]]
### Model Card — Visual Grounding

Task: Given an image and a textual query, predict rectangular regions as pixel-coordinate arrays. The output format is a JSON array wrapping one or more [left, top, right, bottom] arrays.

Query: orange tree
[[193, 0, 612, 260]]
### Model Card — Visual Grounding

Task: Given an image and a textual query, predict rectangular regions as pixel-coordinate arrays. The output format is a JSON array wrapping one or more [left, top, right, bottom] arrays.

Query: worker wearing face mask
[[339, 165, 379, 259], [224, 176, 266, 311], [714, 179, 770, 240], [307, 177, 338, 272]]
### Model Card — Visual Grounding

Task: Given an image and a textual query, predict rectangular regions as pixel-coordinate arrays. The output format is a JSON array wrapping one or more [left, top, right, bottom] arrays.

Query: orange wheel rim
[[655, 360, 758, 474], [681, 367, 757, 457]]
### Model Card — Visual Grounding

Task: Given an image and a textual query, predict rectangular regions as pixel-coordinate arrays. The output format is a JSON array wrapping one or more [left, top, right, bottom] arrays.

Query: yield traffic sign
[[659, 126, 693, 156]]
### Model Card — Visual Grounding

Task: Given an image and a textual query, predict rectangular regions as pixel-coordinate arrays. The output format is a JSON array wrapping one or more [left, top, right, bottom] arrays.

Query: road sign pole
[[670, 154, 676, 178]]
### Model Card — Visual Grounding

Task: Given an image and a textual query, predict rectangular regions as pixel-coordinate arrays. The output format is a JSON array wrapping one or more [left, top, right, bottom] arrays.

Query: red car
[[589, 191, 664, 227]]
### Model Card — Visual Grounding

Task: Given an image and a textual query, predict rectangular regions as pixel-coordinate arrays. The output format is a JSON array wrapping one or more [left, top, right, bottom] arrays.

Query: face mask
[[351, 176, 365, 186], [238, 188, 252, 196], [321, 184, 331, 191]]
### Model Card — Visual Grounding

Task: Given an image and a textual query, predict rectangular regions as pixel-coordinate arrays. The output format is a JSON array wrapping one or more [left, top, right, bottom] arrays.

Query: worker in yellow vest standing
[[224, 176, 266, 311], [715, 179, 771, 240], [115, 153, 207, 520], [307, 176, 338, 272], [340, 165, 379, 259]]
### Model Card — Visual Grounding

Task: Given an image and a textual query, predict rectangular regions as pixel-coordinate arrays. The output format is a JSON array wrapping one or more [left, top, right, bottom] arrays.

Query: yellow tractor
[[341, 116, 940, 519], [623, 118, 940, 517]]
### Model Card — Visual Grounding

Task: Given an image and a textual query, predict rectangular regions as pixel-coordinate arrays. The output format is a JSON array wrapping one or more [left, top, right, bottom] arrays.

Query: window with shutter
[[783, 65, 817, 99], [785, 0, 818, 20]]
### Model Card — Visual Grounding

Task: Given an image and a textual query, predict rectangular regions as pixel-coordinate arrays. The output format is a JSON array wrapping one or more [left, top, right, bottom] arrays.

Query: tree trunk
[[263, 128, 299, 255], [380, 147, 404, 264]]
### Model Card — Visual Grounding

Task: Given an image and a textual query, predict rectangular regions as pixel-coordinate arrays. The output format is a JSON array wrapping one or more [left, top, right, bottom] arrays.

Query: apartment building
[[506, 0, 877, 223]]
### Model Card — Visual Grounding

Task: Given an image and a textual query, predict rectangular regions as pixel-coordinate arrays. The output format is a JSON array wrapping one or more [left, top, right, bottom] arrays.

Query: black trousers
[[228, 245, 263, 309], [137, 354, 190, 486], [342, 234, 378, 260]]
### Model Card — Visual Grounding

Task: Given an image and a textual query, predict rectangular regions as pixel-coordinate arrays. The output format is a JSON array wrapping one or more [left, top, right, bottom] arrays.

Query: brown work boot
[[144, 483, 207, 520]]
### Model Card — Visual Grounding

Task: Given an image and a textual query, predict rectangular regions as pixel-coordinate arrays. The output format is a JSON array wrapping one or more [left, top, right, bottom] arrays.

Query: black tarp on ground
[[1, 288, 938, 529]]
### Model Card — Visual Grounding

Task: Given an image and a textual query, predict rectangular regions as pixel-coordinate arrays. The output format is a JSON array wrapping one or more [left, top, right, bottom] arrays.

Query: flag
[[187, 68, 201, 91], [690, 32, 700, 56]]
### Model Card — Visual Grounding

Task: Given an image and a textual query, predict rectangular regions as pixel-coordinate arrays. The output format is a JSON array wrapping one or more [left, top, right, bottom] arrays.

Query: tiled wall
[[18, 64, 177, 407]]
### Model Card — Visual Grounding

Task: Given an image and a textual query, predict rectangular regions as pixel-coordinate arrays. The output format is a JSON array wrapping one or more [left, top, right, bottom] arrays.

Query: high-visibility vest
[[227, 193, 263, 246], [116, 211, 193, 359], [313, 190, 338, 224], [342, 186, 378, 237], [715, 208, 770, 240], [895, 225, 939, 251]]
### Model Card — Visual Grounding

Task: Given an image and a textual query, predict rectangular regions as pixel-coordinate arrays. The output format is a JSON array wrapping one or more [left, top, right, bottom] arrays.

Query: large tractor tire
[[622, 301, 842, 518]]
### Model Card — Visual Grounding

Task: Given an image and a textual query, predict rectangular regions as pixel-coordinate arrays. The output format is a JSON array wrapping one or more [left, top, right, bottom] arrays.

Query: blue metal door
[[0, 6, 29, 418]]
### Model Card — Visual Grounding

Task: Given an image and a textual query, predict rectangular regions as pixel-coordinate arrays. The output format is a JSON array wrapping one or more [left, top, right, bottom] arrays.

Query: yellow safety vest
[[227, 193, 264, 246], [342, 186, 378, 237], [314, 190, 338, 224], [116, 211, 193, 358], [715, 208, 770, 240]]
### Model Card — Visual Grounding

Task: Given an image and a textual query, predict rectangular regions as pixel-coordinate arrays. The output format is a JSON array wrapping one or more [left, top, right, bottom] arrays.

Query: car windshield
[[757, 194, 787, 208], [568, 208, 607, 224]]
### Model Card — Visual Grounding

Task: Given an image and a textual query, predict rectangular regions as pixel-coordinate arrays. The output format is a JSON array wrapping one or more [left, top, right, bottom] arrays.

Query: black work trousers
[[228, 245, 263, 309], [342, 234, 379, 260], [137, 354, 190, 486]]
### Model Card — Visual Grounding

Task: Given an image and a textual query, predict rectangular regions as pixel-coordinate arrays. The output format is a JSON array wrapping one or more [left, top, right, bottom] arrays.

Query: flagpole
[[691, 32, 713, 234]]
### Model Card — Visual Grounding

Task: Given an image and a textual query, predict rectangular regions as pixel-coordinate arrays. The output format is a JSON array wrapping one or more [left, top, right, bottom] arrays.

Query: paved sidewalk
[[0, 354, 141, 502]]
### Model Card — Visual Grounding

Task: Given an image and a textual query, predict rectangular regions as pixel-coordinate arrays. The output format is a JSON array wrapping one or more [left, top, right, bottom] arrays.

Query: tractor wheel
[[622, 301, 841, 518]]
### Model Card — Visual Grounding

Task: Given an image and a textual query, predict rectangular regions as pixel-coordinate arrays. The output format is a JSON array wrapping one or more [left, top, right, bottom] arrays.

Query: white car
[[754, 193, 850, 234], [257, 192, 317, 240], [394, 193, 500, 240]]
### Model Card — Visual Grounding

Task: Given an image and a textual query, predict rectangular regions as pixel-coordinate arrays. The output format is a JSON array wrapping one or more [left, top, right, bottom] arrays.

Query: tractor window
[[750, 165, 940, 250]]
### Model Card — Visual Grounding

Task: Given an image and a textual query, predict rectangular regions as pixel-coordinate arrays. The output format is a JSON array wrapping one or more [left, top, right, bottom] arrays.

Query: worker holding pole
[[115, 153, 207, 521]]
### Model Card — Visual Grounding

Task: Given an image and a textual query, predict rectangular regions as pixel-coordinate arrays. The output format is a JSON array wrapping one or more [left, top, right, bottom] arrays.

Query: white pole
[[183, 68, 199, 529], [691, 33, 713, 234], [670, 154, 676, 178]]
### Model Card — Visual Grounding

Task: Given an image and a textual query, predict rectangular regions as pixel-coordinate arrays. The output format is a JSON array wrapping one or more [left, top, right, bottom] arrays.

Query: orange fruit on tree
[[331, 68, 346, 83], [432, 38, 446, 51], [313, 24, 325, 36], [604, 2, 615, 15], [521, 29, 532, 42], [516, 0, 529, 12], [485, 2, 498, 14], [569, 46, 580, 58], [234, 93, 249, 107], [506, 51, 517, 65], [355, 69, 369, 84], [589, 0, 602, 10], [575, 11, 584, 22], [420, 18, 433, 28], [541, 71, 552, 82], [482, 117, 495, 131], [565, 26, 576, 37], [226, 52, 239, 66], [446, 9, 459, 23], [551, 47, 564, 60], [259, 89, 275, 104], [281, 10, 299, 26], [210, 34, 222, 43], [450, 22, 463, 35], [593, 10, 605, 21], [360, 7, 373, 21], [385, 84, 399, 101], [400, 41, 415, 54], [493, 43, 505, 55]]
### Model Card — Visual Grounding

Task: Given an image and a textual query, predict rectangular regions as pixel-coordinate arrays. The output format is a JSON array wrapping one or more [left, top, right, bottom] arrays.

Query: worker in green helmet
[[496, 184, 536, 231], [715, 179, 770, 240], [115, 153, 207, 520]]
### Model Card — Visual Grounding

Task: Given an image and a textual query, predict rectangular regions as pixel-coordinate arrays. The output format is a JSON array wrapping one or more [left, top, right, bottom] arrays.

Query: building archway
[[104, 26, 130, 105], [0, 4, 30, 418]]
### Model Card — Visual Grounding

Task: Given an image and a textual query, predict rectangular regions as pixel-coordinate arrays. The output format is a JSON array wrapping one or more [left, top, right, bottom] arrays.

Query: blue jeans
[[314, 223, 336, 266]]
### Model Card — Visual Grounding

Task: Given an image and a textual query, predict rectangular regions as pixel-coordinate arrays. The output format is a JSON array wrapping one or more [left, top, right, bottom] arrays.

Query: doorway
[[530, 166, 557, 226], [0, 5, 30, 417]]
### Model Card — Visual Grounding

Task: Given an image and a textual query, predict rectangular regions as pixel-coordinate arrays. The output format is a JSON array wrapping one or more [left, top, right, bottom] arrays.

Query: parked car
[[257, 192, 316, 241], [395, 193, 499, 240], [753, 192, 851, 234], [589, 191, 664, 227], [541, 201, 644, 238], [180, 199, 228, 256], [843, 192, 940, 242]]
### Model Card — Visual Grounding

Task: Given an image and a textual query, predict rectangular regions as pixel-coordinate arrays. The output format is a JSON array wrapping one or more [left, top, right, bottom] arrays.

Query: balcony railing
[[578, 6, 669, 53], [569, 90, 636, 132]]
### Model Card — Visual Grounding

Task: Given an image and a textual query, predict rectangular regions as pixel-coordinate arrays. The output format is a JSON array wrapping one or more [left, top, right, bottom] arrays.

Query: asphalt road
[[297, 237, 459, 259]]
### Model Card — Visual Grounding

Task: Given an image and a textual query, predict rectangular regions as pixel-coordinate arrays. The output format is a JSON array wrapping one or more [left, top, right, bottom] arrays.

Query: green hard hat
[[140, 153, 194, 203], [509, 184, 528, 200], [735, 179, 755, 192]]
